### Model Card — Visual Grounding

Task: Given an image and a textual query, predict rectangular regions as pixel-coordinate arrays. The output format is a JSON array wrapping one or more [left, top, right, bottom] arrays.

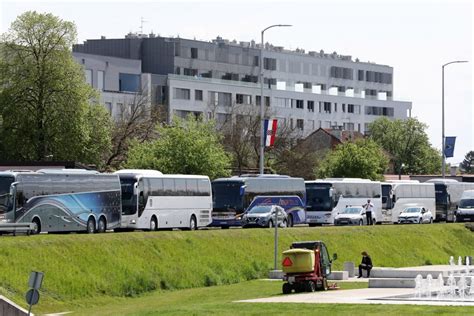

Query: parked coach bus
[[115, 170, 212, 231], [426, 179, 474, 222], [305, 178, 382, 226], [211, 175, 306, 228], [381, 181, 436, 223], [0, 169, 121, 234]]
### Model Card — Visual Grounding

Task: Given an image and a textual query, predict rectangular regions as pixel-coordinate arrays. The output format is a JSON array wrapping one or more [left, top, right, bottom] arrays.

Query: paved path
[[238, 288, 474, 306]]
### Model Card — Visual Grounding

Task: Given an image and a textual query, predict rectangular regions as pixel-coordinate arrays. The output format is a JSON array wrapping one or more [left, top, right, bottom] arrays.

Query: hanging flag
[[264, 119, 278, 147], [444, 136, 456, 158]]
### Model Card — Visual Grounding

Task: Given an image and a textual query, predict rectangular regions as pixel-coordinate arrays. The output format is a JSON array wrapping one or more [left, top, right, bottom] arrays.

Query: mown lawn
[[72, 280, 473, 316], [0, 224, 473, 313]]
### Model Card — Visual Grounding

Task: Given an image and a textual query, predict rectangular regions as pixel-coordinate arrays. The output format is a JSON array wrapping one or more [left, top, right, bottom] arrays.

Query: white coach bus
[[115, 170, 212, 231], [381, 181, 436, 223], [305, 178, 382, 226]]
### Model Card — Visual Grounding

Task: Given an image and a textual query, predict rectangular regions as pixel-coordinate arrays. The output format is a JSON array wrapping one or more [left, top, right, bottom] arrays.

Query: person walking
[[363, 199, 374, 225], [358, 251, 373, 278]]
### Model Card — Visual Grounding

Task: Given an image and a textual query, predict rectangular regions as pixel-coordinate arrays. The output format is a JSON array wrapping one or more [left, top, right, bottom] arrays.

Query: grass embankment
[[0, 224, 473, 313]]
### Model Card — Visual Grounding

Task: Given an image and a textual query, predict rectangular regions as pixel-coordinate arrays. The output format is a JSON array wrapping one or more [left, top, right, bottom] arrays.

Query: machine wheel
[[87, 217, 96, 234], [150, 217, 158, 231], [97, 217, 106, 233], [282, 283, 292, 294], [268, 220, 273, 228], [189, 215, 197, 231], [287, 215, 294, 227], [306, 281, 316, 292], [32, 218, 41, 235]]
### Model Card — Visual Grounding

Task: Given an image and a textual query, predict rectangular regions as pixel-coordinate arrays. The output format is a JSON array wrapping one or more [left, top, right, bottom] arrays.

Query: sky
[[1, 0, 473, 165]]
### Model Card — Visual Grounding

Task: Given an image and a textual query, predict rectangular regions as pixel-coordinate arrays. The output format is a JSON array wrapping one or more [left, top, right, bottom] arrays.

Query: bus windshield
[[306, 184, 332, 212], [212, 181, 244, 211], [0, 176, 14, 214], [120, 177, 137, 215]]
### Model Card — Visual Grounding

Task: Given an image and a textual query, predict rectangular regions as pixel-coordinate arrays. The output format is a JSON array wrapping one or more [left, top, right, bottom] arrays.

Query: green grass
[[0, 224, 473, 314], [73, 280, 473, 315]]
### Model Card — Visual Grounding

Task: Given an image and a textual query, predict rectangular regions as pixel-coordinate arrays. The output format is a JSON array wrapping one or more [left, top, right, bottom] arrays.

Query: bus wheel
[[98, 217, 106, 233], [87, 217, 96, 234], [282, 283, 292, 294], [32, 218, 41, 235], [150, 217, 158, 231], [189, 215, 197, 231]]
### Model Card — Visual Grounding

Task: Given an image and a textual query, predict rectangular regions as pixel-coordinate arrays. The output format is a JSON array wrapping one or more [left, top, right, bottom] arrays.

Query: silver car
[[334, 206, 366, 226], [242, 205, 287, 228]]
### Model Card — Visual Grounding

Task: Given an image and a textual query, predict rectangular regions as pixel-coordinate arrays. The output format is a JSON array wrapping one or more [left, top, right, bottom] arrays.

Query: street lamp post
[[441, 60, 468, 178], [259, 24, 292, 175]]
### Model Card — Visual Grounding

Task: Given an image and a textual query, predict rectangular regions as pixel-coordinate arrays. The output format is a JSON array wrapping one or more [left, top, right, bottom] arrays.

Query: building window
[[174, 88, 191, 100], [210, 91, 232, 106], [296, 99, 304, 109], [365, 106, 394, 117], [191, 47, 198, 59], [307, 100, 314, 112], [85, 69, 92, 86], [255, 96, 270, 106], [296, 119, 304, 130], [264, 57, 277, 70], [330, 66, 353, 79], [97, 70, 104, 91], [342, 104, 346, 112], [323, 102, 331, 113], [253, 56, 259, 66], [105, 102, 112, 114], [343, 122, 355, 131], [184, 68, 198, 76], [195, 90, 203, 101], [119, 73, 140, 92], [334, 103, 338, 112], [348, 104, 354, 113], [358, 70, 364, 81], [236, 94, 252, 105]]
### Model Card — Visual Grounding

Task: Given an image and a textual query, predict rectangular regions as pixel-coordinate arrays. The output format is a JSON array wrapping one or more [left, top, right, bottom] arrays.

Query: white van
[[455, 190, 474, 222]]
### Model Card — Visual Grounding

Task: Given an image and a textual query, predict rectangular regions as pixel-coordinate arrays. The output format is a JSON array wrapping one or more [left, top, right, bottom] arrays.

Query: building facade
[[73, 33, 412, 135]]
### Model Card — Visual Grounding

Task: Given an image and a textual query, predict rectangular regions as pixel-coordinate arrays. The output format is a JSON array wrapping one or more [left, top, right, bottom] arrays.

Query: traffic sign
[[25, 289, 40, 305]]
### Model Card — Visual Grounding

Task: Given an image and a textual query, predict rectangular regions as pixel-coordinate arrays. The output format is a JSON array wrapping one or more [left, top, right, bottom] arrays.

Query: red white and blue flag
[[264, 119, 278, 147]]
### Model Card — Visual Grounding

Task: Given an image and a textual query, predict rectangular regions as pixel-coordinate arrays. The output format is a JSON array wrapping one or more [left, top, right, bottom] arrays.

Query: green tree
[[316, 139, 388, 181], [125, 116, 231, 179], [368, 117, 441, 175], [460, 151, 474, 174], [0, 11, 111, 166]]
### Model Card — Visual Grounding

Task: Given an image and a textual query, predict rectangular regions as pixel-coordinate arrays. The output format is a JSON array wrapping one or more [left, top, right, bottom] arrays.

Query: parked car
[[242, 205, 287, 228], [334, 206, 366, 226], [398, 206, 433, 224]]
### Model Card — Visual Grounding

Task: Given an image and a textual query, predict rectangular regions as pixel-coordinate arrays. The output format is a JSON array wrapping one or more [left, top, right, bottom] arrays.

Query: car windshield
[[248, 206, 272, 214], [0, 176, 14, 214], [405, 208, 421, 213], [459, 199, 474, 209], [342, 207, 361, 214]]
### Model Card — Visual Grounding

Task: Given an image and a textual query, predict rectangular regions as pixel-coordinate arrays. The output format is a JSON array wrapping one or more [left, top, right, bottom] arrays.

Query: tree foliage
[[316, 139, 388, 181], [124, 116, 231, 179], [460, 151, 474, 174], [368, 117, 441, 175], [0, 11, 112, 166]]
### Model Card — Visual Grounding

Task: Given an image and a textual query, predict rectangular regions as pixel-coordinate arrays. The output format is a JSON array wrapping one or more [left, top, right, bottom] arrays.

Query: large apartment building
[[73, 33, 412, 135]]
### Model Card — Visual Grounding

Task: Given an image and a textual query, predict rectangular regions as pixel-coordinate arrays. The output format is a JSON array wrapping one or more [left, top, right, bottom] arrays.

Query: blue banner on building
[[444, 136, 456, 158]]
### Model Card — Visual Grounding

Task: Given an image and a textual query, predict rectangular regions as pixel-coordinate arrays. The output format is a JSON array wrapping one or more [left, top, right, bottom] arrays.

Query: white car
[[334, 206, 367, 226], [398, 207, 433, 224]]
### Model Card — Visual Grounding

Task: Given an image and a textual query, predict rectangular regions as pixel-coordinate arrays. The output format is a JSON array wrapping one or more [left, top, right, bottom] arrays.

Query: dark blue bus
[[211, 175, 306, 228]]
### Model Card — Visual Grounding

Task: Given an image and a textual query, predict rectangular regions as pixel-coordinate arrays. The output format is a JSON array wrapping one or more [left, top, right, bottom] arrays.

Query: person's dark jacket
[[361, 255, 373, 268]]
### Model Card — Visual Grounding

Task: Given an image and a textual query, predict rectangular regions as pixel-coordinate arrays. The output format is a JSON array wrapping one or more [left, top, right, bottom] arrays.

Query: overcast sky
[[1, 0, 473, 164]]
